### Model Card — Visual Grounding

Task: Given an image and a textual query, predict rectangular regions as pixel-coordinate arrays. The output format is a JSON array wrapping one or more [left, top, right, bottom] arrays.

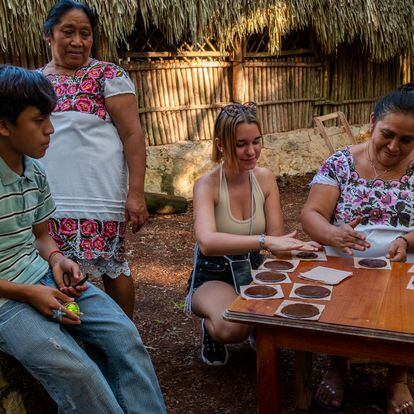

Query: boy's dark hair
[[44, 0, 98, 57], [373, 83, 414, 124], [0, 65, 57, 124]]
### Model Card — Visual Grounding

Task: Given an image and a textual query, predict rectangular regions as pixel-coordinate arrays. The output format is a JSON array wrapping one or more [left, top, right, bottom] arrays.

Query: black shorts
[[187, 252, 263, 292]]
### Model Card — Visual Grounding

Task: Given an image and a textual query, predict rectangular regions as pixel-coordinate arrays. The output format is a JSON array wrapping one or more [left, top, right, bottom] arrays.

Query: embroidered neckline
[[343, 146, 414, 185], [42, 59, 97, 79]]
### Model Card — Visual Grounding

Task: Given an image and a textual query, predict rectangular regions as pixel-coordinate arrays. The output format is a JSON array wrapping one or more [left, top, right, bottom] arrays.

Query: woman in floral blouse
[[40, 0, 147, 317], [302, 85, 414, 413]]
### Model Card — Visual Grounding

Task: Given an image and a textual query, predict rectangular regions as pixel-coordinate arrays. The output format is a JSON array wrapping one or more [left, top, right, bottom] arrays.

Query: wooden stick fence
[[0, 44, 404, 147]]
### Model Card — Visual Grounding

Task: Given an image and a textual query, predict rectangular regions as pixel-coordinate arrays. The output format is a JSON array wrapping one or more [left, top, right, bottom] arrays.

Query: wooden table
[[223, 256, 414, 414]]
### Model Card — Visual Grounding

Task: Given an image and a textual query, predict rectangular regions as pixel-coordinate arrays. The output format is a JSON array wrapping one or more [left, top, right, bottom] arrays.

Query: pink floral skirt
[[48, 218, 130, 278]]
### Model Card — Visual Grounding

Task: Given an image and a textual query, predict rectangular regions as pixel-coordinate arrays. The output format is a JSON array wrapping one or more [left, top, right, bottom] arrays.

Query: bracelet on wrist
[[396, 235, 409, 247], [258, 234, 266, 251], [48, 249, 64, 265]]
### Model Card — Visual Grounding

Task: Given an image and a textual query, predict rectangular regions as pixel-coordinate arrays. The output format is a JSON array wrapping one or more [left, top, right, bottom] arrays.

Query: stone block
[[144, 124, 369, 197]]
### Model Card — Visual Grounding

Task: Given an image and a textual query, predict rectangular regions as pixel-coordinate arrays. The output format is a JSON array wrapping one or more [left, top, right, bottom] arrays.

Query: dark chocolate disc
[[255, 271, 286, 283], [264, 260, 294, 271], [296, 252, 318, 259], [244, 285, 277, 298], [294, 285, 330, 299], [280, 303, 320, 319], [358, 258, 387, 268]]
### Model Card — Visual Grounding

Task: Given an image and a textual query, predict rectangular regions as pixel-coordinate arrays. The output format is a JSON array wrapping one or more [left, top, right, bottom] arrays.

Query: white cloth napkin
[[298, 266, 352, 285]]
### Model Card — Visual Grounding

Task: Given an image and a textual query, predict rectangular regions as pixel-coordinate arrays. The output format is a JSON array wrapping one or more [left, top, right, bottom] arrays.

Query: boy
[[0, 65, 166, 413]]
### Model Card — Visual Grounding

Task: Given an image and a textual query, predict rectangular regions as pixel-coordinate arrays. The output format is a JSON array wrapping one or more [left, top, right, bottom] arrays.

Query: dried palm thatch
[[0, 0, 413, 62], [0, 0, 137, 60], [137, 0, 414, 62]]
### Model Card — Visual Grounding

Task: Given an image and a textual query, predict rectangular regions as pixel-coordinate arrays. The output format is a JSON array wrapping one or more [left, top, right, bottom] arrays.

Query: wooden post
[[231, 39, 246, 103], [320, 56, 330, 117], [401, 51, 411, 84], [294, 351, 313, 410]]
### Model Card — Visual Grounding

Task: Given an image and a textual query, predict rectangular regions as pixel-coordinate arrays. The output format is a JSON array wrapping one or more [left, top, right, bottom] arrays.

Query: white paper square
[[291, 250, 327, 261], [275, 300, 325, 320], [240, 284, 284, 300], [407, 276, 414, 290], [408, 264, 414, 273], [259, 259, 300, 273], [298, 266, 352, 285], [353, 257, 391, 270], [251, 269, 291, 284], [289, 283, 332, 301]]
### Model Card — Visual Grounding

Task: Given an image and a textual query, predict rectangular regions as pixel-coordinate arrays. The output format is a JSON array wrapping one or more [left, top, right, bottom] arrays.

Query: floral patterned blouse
[[40, 59, 135, 265], [311, 147, 414, 259]]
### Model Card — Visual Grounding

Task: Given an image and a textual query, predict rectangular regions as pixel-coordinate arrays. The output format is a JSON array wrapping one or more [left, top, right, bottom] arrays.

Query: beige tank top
[[215, 166, 266, 235]]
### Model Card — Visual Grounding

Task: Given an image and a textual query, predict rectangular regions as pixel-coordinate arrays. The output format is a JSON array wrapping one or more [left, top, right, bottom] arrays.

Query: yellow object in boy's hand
[[64, 302, 82, 316]]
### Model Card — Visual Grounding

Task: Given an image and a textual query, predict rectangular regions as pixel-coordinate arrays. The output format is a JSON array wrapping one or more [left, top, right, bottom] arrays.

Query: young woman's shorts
[[187, 252, 263, 291]]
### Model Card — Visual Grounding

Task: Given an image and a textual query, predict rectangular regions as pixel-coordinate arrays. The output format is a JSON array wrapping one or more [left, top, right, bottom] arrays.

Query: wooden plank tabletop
[[225, 256, 414, 342]]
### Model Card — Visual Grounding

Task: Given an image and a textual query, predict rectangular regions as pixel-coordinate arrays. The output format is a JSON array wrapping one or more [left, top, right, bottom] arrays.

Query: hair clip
[[220, 102, 257, 117]]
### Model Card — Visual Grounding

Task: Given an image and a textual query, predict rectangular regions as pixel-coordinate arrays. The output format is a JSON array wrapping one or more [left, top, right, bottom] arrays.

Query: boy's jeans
[[0, 270, 166, 414]]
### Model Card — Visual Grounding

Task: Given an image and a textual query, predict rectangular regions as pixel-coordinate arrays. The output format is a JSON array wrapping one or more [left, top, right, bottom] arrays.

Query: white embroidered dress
[[312, 147, 414, 262], [41, 60, 136, 277]]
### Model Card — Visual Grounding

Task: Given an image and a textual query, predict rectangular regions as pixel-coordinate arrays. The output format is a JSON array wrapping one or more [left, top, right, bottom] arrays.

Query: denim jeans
[[0, 270, 166, 414]]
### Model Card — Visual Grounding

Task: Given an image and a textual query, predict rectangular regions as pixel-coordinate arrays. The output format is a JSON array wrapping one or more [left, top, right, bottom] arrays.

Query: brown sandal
[[388, 400, 414, 414]]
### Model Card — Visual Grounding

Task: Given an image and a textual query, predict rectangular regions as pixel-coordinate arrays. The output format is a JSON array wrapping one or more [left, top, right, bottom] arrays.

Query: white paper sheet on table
[[251, 269, 292, 284], [259, 259, 300, 273], [240, 284, 284, 300], [298, 266, 352, 285], [408, 264, 414, 273], [275, 300, 325, 320], [353, 256, 391, 270], [407, 276, 414, 290], [289, 283, 333, 301], [291, 250, 327, 261]]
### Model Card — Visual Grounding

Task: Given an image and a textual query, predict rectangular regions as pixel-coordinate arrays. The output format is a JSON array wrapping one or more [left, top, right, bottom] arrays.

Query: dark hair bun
[[398, 83, 414, 92]]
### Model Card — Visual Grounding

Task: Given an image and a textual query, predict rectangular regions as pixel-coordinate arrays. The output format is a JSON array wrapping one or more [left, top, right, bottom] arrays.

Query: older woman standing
[[40, 0, 147, 317], [301, 85, 414, 413]]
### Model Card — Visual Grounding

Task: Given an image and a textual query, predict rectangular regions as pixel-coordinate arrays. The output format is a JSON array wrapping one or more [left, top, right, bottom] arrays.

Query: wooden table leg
[[294, 351, 313, 410], [256, 325, 280, 414]]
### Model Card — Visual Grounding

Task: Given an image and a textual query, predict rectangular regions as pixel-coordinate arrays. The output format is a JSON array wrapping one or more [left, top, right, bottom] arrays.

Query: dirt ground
[[15, 174, 413, 413], [129, 173, 413, 414]]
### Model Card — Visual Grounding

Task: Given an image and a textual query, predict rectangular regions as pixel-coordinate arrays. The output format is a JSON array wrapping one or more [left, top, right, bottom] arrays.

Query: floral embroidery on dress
[[313, 147, 414, 228], [44, 60, 127, 120], [48, 218, 126, 262]]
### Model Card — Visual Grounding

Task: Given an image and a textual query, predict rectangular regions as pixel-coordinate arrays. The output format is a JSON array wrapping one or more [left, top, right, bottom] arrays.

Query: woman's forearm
[[301, 210, 336, 246], [401, 231, 414, 251], [197, 233, 262, 256], [123, 131, 146, 195]]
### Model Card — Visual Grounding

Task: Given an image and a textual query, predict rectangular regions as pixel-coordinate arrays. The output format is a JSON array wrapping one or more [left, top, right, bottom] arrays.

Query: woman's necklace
[[365, 142, 393, 180]]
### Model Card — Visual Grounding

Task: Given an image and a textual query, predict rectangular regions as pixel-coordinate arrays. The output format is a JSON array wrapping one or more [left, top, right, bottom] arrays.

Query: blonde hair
[[212, 104, 262, 172]]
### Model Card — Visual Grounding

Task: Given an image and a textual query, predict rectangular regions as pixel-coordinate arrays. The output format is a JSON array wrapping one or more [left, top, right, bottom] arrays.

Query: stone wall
[[145, 125, 369, 198]]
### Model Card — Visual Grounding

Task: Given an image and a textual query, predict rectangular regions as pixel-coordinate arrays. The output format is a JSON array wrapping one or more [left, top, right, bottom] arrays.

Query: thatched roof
[[1, 0, 413, 62], [0, 0, 137, 60], [140, 0, 414, 62]]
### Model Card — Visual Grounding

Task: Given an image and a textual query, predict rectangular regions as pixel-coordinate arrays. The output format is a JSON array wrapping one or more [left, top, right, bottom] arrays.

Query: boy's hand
[[51, 257, 88, 298], [25, 285, 80, 324]]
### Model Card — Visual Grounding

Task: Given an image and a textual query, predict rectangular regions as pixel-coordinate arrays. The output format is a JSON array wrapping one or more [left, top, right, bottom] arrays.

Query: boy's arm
[[0, 221, 85, 324], [32, 221, 86, 296], [0, 279, 80, 324]]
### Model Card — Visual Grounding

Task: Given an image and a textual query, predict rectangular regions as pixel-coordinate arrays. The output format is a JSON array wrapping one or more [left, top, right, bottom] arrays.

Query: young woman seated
[[186, 102, 317, 366]]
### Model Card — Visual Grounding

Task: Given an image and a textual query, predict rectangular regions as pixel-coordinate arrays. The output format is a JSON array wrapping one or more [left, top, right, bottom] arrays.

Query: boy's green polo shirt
[[0, 155, 56, 307]]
